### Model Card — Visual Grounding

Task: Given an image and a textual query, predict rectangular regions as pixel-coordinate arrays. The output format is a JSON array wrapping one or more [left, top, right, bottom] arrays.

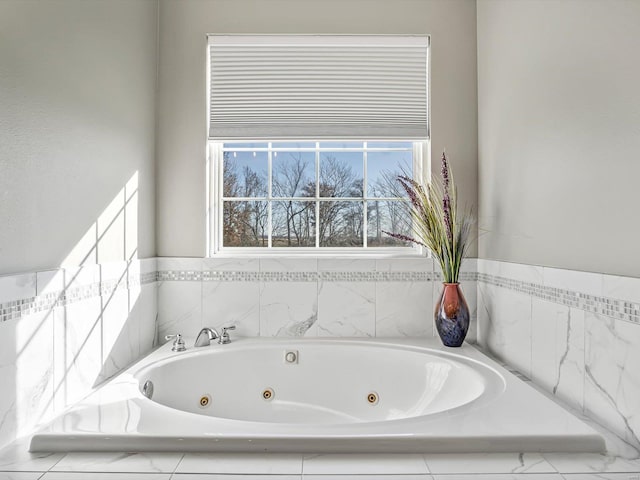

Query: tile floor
[[1, 350, 638, 480], [0, 437, 639, 480]]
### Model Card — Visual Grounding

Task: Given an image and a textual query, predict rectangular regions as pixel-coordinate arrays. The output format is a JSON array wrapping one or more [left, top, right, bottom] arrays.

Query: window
[[210, 141, 427, 253], [206, 35, 429, 255]]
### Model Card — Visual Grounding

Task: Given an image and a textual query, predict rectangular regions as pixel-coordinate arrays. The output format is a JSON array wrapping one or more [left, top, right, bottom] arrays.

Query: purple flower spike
[[441, 152, 453, 242], [441, 152, 450, 189], [382, 230, 427, 248], [397, 177, 421, 210], [384, 151, 474, 285]]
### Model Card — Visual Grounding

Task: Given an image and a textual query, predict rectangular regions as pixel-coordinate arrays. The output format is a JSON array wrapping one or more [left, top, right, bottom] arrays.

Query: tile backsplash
[[2, 254, 638, 456], [0, 259, 157, 450], [477, 259, 640, 452], [156, 256, 477, 342]]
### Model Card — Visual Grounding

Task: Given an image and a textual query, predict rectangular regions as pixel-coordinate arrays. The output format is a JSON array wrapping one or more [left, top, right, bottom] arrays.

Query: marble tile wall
[[477, 259, 640, 452], [3, 254, 639, 463], [0, 259, 158, 450], [156, 257, 477, 342]]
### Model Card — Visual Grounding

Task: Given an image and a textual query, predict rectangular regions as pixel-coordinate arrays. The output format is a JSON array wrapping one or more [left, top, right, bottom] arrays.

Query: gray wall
[[156, 0, 478, 257], [477, 0, 640, 277], [0, 0, 158, 275]]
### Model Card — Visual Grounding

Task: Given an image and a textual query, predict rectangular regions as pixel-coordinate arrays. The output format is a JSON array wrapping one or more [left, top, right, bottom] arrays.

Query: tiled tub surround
[[0, 259, 158, 450], [2, 257, 640, 477], [1, 436, 640, 478], [477, 259, 640, 454], [156, 257, 477, 343], [30, 337, 605, 454]]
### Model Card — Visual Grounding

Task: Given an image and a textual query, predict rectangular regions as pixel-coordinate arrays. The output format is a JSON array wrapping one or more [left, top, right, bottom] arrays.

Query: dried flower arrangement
[[384, 152, 474, 284]]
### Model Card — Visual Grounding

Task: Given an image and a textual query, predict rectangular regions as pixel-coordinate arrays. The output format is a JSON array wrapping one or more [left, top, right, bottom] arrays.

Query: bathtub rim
[[132, 338, 508, 427], [29, 336, 606, 454]]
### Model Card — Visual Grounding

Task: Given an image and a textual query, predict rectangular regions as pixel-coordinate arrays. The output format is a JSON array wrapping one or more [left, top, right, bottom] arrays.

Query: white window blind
[[208, 35, 429, 140]]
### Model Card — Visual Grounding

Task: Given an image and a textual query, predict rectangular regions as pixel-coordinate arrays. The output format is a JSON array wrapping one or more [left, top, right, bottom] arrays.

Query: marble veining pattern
[[154, 256, 476, 340], [0, 272, 157, 324], [423, 452, 555, 474], [376, 280, 432, 337], [162, 270, 442, 282], [259, 282, 318, 336], [530, 300, 585, 409], [0, 260, 158, 450], [478, 259, 640, 454], [7, 259, 637, 330], [201, 281, 261, 337], [5, 256, 640, 464], [160, 268, 477, 284], [317, 281, 376, 337], [584, 313, 640, 451], [477, 272, 640, 325], [0, 445, 638, 477]]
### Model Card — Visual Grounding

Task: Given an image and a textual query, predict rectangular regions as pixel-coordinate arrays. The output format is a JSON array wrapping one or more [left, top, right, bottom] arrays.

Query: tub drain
[[262, 388, 274, 401], [367, 392, 379, 405], [142, 380, 154, 399], [198, 394, 212, 408]]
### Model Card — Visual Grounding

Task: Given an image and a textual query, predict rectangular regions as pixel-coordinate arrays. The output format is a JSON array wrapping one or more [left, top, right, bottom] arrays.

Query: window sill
[[210, 249, 427, 260]]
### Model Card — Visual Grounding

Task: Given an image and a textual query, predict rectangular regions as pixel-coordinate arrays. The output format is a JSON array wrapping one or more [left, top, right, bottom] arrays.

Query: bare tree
[[242, 166, 268, 245], [223, 150, 409, 248], [307, 155, 363, 246], [272, 153, 314, 246], [222, 154, 242, 245], [367, 169, 411, 246], [223, 155, 268, 246]]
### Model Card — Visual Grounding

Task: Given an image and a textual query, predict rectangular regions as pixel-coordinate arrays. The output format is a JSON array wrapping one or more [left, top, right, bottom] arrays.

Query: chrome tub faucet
[[220, 325, 236, 344], [194, 327, 220, 347], [165, 334, 186, 352], [195, 325, 236, 347]]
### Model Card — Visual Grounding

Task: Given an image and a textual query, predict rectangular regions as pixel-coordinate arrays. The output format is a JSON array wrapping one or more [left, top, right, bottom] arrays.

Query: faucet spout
[[194, 327, 219, 347]]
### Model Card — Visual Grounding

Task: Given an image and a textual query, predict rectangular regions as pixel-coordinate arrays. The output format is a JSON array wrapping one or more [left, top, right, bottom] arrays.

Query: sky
[[223, 142, 412, 198]]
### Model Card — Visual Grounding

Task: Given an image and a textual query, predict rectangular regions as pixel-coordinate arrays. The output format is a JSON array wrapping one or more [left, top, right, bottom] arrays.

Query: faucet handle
[[219, 325, 236, 344], [165, 333, 186, 352]]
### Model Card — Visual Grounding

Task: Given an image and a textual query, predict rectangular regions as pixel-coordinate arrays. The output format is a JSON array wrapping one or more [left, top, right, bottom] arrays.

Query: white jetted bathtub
[[30, 337, 605, 453]]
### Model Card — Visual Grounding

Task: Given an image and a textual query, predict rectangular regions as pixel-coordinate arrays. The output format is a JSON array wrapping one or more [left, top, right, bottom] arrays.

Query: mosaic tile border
[[13, 264, 639, 327], [477, 272, 640, 325], [0, 271, 157, 323], [157, 270, 478, 283], [1, 268, 476, 323]]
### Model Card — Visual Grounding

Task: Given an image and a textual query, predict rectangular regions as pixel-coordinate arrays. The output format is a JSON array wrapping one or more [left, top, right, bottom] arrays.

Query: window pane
[[319, 201, 363, 247], [367, 150, 413, 198], [223, 151, 267, 197], [223, 142, 268, 150], [319, 141, 363, 149], [272, 142, 316, 149], [272, 151, 316, 198], [216, 141, 419, 252], [367, 200, 412, 247], [367, 142, 413, 150], [223, 201, 268, 247], [319, 152, 363, 198], [272, 201, 315, 247]]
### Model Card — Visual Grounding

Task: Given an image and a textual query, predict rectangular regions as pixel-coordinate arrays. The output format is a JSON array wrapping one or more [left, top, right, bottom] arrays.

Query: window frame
[[207, 140, 430, 257]]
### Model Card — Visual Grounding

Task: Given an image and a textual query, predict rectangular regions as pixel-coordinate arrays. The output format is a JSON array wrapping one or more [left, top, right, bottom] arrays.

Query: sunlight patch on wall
[[61, 172, 139, 267], [13, 172, 144, 438]]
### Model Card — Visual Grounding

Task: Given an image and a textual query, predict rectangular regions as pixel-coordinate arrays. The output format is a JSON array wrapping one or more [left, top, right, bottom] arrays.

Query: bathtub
[[30, 337, 605, 453]]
